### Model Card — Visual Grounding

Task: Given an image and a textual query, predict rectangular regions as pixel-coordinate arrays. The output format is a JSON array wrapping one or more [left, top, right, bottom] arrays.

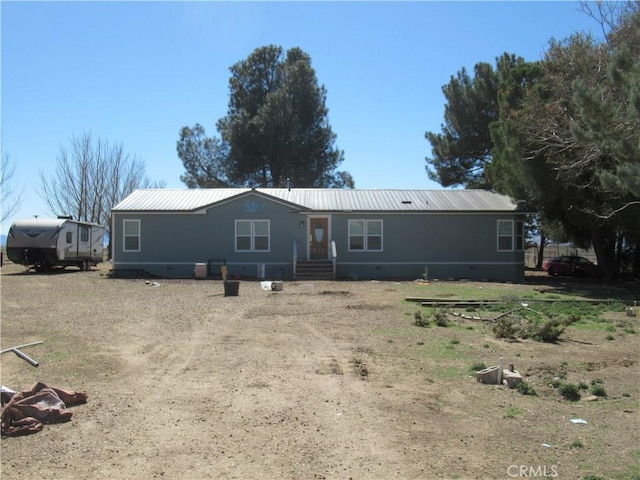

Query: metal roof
[[112, 189, 251, 212], [112, 188, 523, 213]]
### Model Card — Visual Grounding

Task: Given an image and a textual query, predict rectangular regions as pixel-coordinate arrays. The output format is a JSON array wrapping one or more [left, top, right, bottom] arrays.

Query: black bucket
[[223, 280, 240, 297]]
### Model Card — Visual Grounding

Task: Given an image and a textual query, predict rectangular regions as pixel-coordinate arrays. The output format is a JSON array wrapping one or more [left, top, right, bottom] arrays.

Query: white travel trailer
[[6, 217, 105, 271]]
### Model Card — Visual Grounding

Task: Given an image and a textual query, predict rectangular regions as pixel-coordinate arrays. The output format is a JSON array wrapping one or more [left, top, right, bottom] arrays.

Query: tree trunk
[[536, 234, 546, 270], [591, 226, 616, 282]]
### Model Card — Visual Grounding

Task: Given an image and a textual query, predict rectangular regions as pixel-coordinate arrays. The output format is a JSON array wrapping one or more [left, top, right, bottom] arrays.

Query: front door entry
[[309, 217, 329, 260]]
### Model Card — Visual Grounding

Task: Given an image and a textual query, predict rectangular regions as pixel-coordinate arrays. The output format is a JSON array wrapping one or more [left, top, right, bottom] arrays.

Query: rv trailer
[[6, 217, 105, 271]]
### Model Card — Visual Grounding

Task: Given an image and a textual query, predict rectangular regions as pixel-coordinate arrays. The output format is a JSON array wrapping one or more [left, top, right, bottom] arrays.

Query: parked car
[[543, 256, 600, 277]]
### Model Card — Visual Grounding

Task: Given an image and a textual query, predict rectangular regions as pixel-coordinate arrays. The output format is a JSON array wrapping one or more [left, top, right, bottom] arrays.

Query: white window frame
[[123, 219, 141, 252], [348, 219, 383, 252], [515, 220, 524, 251], [497, 219, 514, 252], [235, 219, 270, 252]]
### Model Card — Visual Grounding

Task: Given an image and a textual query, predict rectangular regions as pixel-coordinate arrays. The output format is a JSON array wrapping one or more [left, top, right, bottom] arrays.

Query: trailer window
[[80, 227, 89, 242], [123, 219, 140, 252], [66, 232, 73, 244]]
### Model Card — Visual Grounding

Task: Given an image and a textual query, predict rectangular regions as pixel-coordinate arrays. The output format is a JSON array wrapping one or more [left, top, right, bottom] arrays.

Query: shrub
[[550, 378, 563, 389], [492, 313, 565, 343], [493, 318, 519, 339], [433, 310, 449, 327], [534, 319, 565, 343], [414, 311, 429, 327], [516, 381, 537, 396], [590, 383, 607, 397], [469, 361, 487, 373], [571, 439, 584, 448], [559, 382, 581, 401], [563, 313, 581, 325]]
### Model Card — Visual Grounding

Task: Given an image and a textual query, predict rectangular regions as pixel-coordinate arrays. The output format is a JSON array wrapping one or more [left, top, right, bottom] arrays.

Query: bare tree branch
[[0, 152, 24, 223], [39, 132, 152, 234]]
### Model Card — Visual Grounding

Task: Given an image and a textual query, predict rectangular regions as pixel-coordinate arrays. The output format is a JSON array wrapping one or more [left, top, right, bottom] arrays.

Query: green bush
[[563, 313, 581, 325], [559, 382, 581, 401], [414, 310, 429, 327], [550, 378, 563, 389], [516, 381, 537, 396], [433, 310, 449, 327], [469, 361, 487, 373], [493, 318, 519, 339], [533, 319, 565, 343], [590, 383, 607, 397]]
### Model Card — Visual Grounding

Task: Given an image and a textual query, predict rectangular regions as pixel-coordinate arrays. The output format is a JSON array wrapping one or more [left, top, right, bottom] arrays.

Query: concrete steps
[[295, 260, 334, 280]]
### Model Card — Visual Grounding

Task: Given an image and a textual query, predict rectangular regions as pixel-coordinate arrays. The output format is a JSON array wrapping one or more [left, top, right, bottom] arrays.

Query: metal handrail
[[330, 239, 337, 279], [292, 239, 298, 279]]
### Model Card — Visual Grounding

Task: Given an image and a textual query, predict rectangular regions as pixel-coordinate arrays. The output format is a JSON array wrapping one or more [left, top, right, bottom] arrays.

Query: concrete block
[[503, 370, 523, 389], [475, 366, 500, 384]]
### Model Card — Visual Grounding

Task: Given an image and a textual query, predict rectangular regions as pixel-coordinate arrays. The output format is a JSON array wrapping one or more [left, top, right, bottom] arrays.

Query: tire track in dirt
[[298, 319, 413, 478]]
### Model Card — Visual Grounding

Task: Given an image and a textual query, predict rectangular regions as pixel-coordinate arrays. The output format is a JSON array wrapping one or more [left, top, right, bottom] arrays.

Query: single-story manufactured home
[[110, 188, 529, 281]]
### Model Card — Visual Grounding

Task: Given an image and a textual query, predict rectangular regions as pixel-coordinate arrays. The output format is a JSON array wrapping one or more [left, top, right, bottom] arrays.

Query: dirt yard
[[1, 262, 638, 480]]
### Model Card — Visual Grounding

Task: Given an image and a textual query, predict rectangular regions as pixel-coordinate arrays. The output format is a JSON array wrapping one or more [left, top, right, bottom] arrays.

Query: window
[[515, 220, 524, 251], [497, 220, 514, 251], [123, 219, 140, 252], [349, 219, 383, 252], [235, 219, 270, 252], [66, 231, 72, 244], [80, 226, 89, 242]]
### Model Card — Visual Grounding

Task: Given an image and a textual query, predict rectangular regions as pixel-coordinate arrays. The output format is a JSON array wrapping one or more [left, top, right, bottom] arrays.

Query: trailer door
[[90, 226, 105, 262], [78, 225, 91, 258], [59, 224, 76, 260]]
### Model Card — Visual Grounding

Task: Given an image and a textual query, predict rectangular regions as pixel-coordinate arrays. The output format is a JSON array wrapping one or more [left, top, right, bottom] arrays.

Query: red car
[[543, 256, 600, 277]]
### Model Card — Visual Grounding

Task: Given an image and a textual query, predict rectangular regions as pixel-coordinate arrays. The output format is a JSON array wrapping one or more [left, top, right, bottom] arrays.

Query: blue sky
[[1, 1, 602, 233]]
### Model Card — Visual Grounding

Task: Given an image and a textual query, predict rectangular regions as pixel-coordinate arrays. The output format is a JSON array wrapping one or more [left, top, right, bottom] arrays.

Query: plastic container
[[261, 281, 282, 291], [194, 263, 207, 279]]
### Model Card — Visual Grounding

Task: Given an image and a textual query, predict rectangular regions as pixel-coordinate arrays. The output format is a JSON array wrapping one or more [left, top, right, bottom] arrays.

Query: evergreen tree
[[425, 53, 523, 188], [216, 45, 352, 188]]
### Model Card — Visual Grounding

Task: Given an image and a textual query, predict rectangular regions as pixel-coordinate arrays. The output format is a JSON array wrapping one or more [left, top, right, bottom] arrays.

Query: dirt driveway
[[1, 263, 638, 479]]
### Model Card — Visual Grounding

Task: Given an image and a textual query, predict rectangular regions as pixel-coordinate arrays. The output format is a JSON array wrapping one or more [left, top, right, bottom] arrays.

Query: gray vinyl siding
[[112, 194, 305, 278], [328, 213, 524, 281], [111, 189, 527, 281]]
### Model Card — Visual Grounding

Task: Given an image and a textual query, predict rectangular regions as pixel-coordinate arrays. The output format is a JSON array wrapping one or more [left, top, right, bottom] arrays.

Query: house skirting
[[111, 260, 523, 282]]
